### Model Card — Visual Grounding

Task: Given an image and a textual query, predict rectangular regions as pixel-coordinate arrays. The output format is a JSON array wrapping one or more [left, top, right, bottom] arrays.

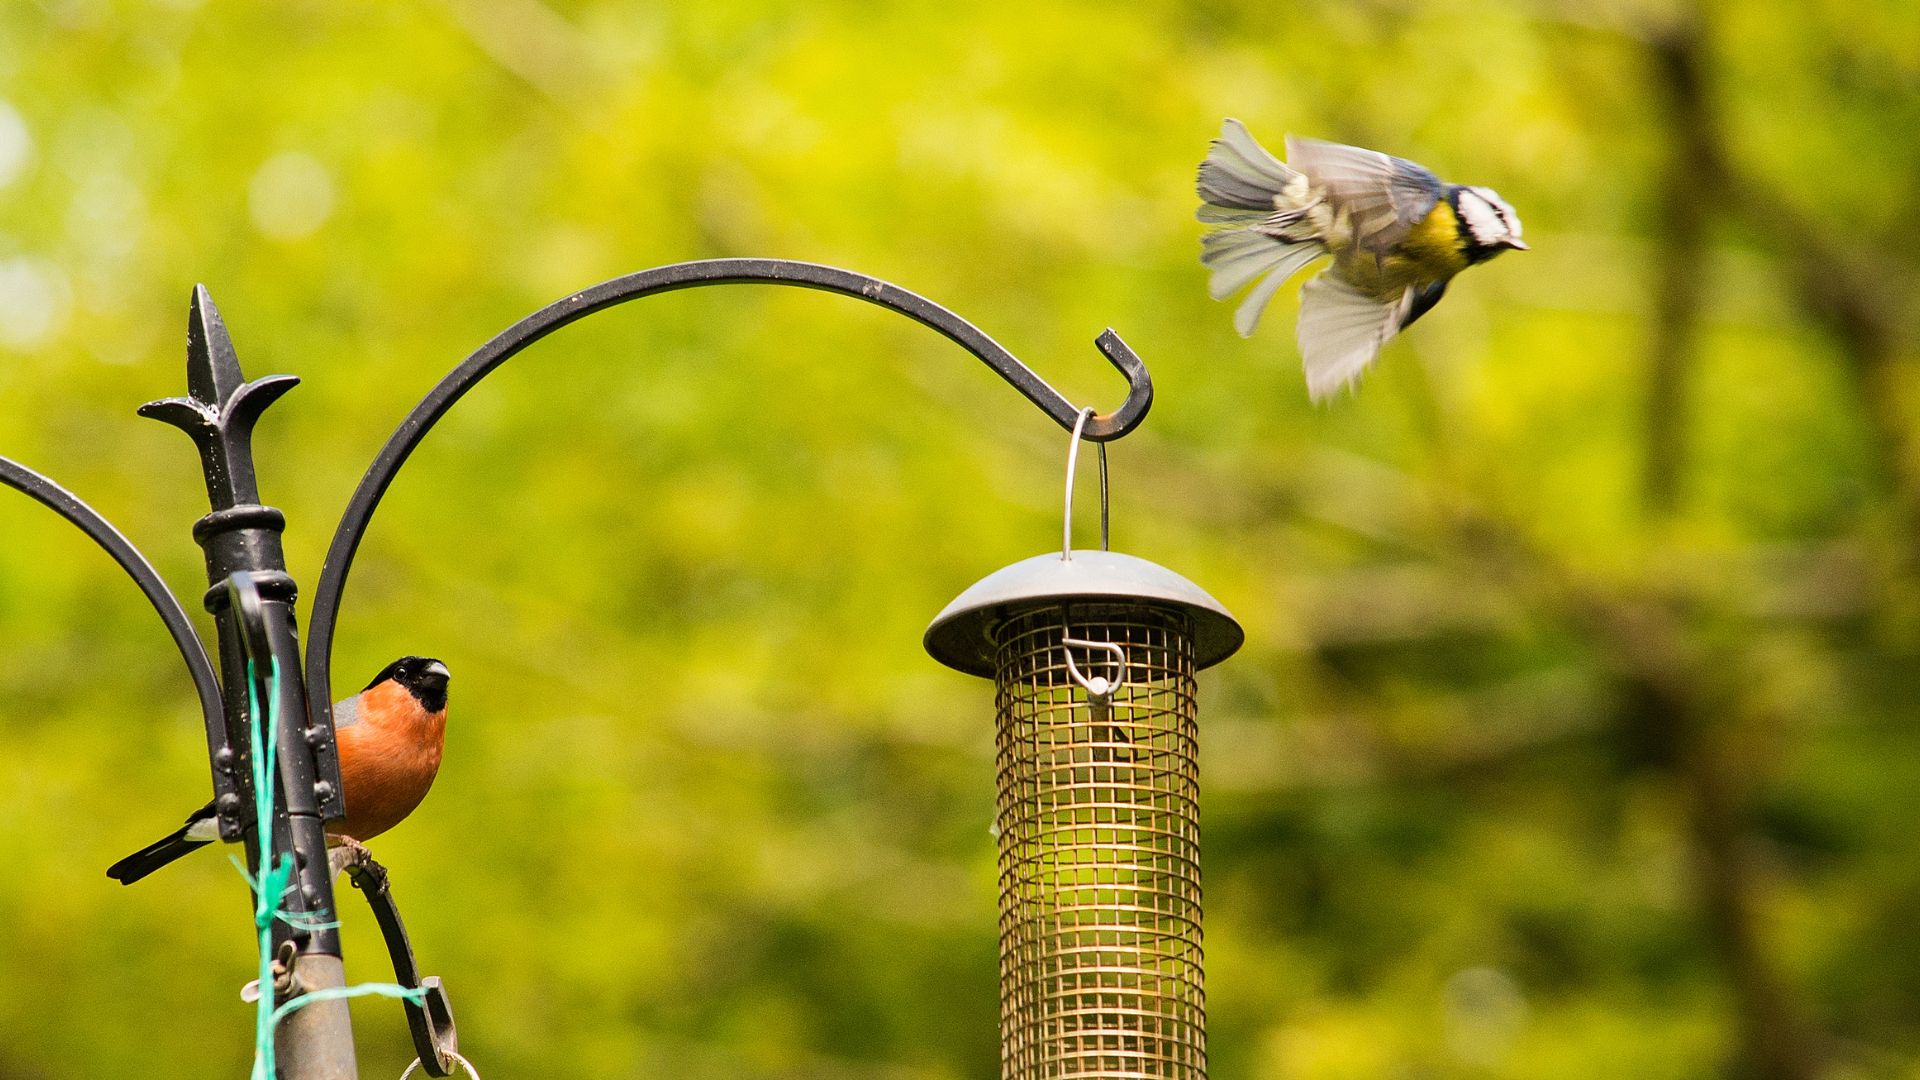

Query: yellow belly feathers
[[1329, 198, 1470, 300]]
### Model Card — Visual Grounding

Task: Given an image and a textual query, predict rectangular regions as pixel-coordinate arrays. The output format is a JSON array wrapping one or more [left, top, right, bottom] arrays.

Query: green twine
[[242, 657, 425, 1080], [266, 983, 429, 1030], [247, 657, 290, 1080], [224, 856, 341, 934]]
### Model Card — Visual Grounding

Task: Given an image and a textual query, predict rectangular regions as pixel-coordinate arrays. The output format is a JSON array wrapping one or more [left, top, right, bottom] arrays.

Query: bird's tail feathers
[[106, 822, 213, 885], [1198, 119, 1329, 336], [1202, 231, 1326, 336], [1196, 118, 1302, 213]]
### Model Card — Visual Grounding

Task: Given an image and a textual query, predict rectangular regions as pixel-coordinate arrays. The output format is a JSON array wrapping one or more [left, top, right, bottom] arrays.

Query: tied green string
[[247, 657, 288, 1080], [268, 983, 428, 1030], [242, 657, 426, 1079]]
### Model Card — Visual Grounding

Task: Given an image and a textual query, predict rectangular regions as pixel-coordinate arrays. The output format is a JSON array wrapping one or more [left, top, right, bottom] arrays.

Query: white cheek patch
[[1486, 190, 1522, 240], [1456, 191, 1505, 247]]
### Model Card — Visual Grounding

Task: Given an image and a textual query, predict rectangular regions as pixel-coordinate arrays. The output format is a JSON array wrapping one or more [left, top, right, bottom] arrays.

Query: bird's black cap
[[366, 655, 451, 713]]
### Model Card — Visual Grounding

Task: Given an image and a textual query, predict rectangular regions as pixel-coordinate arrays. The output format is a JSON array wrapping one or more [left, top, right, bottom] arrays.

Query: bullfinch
[[106, 656, 450, 885]]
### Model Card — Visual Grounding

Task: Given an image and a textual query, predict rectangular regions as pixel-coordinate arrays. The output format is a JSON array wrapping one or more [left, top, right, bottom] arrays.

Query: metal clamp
[[226, 572, 275, 701], [401, 1050, 481, 1079], [239, 940, 304, 1005]]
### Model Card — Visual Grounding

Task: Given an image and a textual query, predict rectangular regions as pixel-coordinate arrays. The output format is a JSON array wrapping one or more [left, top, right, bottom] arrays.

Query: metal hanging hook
[[306, 258, 1154, 741], [1062, 407, 1112, 559]]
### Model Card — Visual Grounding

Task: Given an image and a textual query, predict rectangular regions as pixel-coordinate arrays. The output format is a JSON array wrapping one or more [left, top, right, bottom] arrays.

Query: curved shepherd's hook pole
[[0, 458, 224, 737], [304, 257, 1153, 732]]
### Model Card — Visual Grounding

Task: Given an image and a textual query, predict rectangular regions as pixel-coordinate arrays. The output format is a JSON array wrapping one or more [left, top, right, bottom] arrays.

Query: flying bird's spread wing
[[1297, 274, 1415, 401], [1284, 135, 1443, 255]]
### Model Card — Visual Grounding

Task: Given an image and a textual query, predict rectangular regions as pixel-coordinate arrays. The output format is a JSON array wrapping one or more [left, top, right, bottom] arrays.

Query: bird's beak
[[1505, 238, 1529, 251], [423, 660, 450, 682]]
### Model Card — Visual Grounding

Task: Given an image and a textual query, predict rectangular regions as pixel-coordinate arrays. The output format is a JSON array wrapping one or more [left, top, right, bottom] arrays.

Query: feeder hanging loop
[[1061, 407, 1112, 560]]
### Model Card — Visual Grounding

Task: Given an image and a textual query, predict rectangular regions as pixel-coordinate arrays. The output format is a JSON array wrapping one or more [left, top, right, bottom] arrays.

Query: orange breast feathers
[[330, 679, 447, 842]]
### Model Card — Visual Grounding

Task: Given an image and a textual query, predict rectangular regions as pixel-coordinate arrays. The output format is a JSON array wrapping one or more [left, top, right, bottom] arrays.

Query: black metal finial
[[186, 284, 245, 408], [138, 286, 301, 511]]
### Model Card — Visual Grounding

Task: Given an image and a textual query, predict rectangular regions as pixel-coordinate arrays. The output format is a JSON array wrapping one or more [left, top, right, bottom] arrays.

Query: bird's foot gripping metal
[[335, 844, 461, 1077], [327, 836, 374, 880]]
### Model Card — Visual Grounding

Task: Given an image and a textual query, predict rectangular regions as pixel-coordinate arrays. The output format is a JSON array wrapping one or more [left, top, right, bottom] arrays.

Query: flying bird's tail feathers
[[1197, 118, 1301, 212], [1198, 119, 1328, 336], [106, 805, 217, 885]]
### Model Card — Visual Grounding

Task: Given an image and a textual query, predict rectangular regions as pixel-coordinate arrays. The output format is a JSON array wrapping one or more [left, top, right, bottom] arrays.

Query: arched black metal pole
[[0, 458, 223, 735], [304, 257, 1153, 730]]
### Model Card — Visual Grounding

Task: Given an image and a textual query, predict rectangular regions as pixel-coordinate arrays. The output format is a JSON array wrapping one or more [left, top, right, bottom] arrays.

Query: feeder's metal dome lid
[[924, 550, 1244, 678]]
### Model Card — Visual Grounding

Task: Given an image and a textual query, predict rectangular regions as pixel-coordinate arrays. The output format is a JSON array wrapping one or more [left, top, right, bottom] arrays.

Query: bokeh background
[[2, 0, 1917, 1077]]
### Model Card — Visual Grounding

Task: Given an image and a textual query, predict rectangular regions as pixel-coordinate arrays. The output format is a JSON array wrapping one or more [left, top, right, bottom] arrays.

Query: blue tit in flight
[[1196, 119, 1526, 401]]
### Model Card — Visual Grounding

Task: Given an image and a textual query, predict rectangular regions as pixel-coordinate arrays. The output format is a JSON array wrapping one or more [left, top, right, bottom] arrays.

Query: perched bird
[[106, 656, 451, 885], [1196, 118, 1527, 400]]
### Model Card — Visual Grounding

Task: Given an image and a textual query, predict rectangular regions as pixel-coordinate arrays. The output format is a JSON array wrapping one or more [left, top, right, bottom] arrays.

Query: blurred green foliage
[[2, 0, 1918, 1077]]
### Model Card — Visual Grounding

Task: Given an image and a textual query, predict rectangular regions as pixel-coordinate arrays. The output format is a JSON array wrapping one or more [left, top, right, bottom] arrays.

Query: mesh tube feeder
[[925, 414, 1242, 1080]]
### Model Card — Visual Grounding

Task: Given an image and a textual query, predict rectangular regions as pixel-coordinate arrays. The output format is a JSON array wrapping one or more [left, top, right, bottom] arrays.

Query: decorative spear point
[[186, 284, 245, 409]]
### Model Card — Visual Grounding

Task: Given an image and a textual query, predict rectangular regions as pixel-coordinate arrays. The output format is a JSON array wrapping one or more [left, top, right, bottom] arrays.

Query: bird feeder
[[925, 415, 1242, 1080]]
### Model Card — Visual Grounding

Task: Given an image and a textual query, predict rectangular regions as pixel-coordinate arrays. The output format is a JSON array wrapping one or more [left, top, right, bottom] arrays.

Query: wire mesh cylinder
[[993, 602, 1203, 1080]]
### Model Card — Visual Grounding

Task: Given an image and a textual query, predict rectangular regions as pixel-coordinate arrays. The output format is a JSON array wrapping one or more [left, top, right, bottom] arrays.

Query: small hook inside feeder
[[1064, 635, 1128, 762], [1061, 637, 1125, 702]]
